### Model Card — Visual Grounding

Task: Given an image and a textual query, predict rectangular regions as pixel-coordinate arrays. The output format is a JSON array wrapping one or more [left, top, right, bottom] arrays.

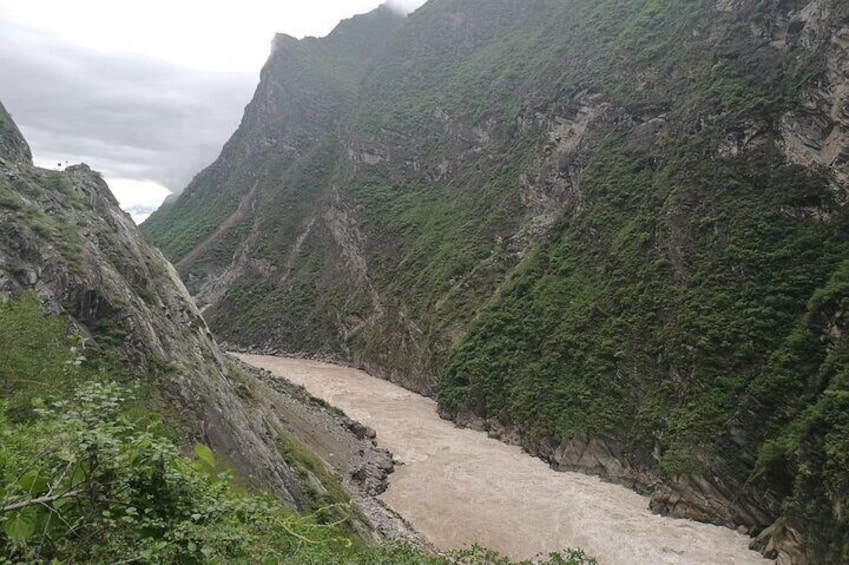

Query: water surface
[[238, 354, 770, 565]]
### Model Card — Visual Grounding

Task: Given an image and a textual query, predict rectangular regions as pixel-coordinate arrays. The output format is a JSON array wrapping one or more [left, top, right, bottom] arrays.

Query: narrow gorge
[[240, 354, 770, 565], [2, 0, 848, 563], [143, 0, 849, 562]]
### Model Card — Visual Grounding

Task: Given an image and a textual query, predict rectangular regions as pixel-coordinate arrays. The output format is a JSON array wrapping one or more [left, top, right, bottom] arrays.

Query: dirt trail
[[237, 354, 772, 565]]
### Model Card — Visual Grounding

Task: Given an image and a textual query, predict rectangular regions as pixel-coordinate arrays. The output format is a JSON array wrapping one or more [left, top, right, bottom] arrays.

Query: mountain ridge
[[0, 106, 372, 514], [143, 1, 849, 561], [0, 100, 32, 165]]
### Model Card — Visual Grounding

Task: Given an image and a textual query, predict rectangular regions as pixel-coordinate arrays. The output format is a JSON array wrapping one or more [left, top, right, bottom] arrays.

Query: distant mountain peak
[[272, 4, 405, 47]]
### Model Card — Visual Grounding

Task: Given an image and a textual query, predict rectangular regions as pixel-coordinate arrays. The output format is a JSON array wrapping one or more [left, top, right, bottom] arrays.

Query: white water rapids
[[237, 355, 772, 565]]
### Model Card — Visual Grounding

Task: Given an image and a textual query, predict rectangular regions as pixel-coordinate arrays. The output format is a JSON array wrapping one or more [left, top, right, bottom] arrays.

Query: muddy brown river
[[237, 355, 771, 565]]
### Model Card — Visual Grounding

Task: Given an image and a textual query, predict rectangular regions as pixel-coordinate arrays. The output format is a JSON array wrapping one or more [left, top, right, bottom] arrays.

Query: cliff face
[[143, 1, 849, 561], [0, 101, 32, 165], [0, 106, 318, 509]]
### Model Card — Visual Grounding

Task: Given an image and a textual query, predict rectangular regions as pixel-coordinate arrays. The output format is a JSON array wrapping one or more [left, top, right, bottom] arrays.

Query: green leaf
[[4, 514, 35, 543], [52, 500, 72, 513], [18, 471, 49, 496], [71, 463, 86, 487], [193, 444, 216, 473]]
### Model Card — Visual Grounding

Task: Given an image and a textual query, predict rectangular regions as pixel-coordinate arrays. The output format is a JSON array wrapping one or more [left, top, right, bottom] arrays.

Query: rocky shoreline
[[228, 354, 434, 551], [445, 408, 794, 561], [232, 346, 786, 561]]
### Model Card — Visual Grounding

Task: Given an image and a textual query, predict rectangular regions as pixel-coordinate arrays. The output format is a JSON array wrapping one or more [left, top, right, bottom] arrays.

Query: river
[[237, 354, 771, 565]]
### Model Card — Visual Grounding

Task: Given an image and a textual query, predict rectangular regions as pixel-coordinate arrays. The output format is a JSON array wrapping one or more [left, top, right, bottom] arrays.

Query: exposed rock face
[[778, 0, 849, 200], [0, 115, 312, 508], [0, 100, 32, 165], [144, 0, 849, 561], [230, 358, 430, 547]]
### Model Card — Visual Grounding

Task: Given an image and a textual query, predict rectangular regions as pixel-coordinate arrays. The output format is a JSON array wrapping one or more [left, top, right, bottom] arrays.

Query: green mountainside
[[143, 1, 849, 561], [0, 100, 601, 564]]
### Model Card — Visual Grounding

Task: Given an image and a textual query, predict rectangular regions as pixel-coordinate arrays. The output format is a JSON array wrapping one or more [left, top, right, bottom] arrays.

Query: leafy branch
[[0, 489, 82, 515]]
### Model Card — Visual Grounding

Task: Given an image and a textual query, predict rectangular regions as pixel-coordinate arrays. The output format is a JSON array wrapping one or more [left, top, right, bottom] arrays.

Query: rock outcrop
[[0, 110, 312, 508], [0, 100, 32, 165]]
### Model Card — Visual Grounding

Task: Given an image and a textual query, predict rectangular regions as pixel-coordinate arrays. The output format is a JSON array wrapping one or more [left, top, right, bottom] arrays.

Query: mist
[[386, 0, 427, 14]]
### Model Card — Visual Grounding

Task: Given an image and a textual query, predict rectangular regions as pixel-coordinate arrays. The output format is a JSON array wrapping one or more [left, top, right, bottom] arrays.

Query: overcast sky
[[0, 0, 425, 222]]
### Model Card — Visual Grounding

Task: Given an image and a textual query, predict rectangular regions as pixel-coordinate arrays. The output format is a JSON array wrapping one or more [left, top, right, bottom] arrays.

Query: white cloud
[[1, 23, 254, 195], [107, 178, 172, 224], [387, 0, 426, 14], [0, 0, 428, 220], [0, 1, 425, 73]]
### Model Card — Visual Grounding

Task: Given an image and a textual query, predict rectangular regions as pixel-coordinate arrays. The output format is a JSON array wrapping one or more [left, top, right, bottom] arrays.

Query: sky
[[0, 0, 425, 222]]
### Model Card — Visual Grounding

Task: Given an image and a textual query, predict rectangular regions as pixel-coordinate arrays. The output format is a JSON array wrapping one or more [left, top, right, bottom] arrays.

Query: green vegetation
[[1, 378, 374, 564], [141, 0, 849, 558], [1, 298, 597, 563], [0, 296, 81, 421], [442, 141, 848, 468]]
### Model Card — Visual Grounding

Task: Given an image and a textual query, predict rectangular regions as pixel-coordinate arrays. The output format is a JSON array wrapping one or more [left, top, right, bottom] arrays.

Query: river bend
[[237, 355, 770, 565]]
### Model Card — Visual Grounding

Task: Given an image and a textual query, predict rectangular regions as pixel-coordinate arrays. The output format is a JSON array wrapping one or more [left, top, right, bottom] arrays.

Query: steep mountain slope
[[3, 100, 601, 563], [0, 99, 325, 510], [141, 6, 405, 287], [0, 102, 31, 165], [143, 1, 849, 561]]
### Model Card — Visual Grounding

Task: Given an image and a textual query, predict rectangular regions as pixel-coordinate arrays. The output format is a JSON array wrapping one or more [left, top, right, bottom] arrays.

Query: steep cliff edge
[[0, 99, 316, 508], [141, 6, 405, 303], [0, 100, 32, 165], [143, 1, 849, 561]]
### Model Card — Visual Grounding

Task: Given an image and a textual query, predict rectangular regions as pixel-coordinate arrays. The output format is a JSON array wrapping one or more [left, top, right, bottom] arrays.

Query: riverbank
[[229, 356, 433, 550], [237, 354, 772, 565]]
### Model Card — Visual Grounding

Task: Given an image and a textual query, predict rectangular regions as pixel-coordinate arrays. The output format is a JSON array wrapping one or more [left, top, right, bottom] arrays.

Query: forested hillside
[[143, 1, 849, 561]]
